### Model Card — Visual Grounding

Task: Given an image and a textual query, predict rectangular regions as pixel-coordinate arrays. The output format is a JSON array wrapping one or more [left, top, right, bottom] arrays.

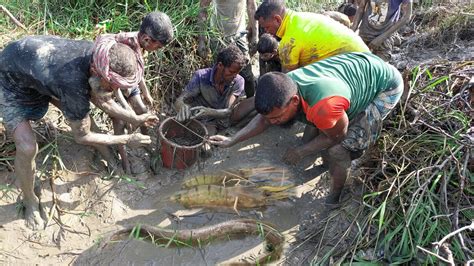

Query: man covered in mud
[[175, 44, 254, 134], [209, 52, 404, 204], [198, 0, 258, 97], [0, 36, 158, 230], [255, 0, 370, 73], [352, 0, 413, 59], [93, 11, 174, 173]]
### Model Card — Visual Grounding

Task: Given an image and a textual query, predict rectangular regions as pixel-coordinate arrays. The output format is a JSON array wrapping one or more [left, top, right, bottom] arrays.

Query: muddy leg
[[113, 118, 131, 174], [13, 121, 45, 230], [129, 95, 149, 135], [90, 116, 123, 175], [325, 144, 351, 204]]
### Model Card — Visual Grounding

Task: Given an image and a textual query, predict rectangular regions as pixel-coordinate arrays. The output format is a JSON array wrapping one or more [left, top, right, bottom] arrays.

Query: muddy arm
[[89, 78, 148, 127], [369, 1, 413, 48], [288, 113, 349, 159], [114, 89, 134, 112], [209, 114, 270, 147], [230, 114, 270, 144], [283, 113, 349, 164], [69, 115, 150, 147], [174, 91, 190, 112], [139, 79, 153, 106]]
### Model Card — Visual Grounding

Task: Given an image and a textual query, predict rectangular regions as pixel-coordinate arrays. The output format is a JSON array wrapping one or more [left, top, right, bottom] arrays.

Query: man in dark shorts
[[0, 36, 158, 230], [209, 52, 403, 204]]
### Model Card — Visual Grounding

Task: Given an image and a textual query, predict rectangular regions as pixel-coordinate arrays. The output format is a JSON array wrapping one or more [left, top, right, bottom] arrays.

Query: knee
[[15, 139, 38, 159], [132, 103, 147, 115]]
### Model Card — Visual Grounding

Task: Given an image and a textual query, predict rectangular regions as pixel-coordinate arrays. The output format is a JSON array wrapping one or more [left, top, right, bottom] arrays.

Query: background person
[[254, 0, 369, 73], [198, 0, 258, 98]]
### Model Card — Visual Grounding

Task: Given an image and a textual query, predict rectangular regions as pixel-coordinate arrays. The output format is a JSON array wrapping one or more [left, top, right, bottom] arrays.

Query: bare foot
[[324, 190, 342, 206], [23, 199, 45, 230]]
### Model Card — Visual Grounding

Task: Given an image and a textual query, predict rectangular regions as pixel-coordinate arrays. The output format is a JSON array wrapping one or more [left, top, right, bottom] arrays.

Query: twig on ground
[[433, 221, 474, 250], [0, 5, 27, 31], [417, 245, 453, 264]]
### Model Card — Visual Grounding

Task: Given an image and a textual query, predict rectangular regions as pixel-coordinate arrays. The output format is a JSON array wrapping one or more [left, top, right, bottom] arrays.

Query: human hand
[[207, 135, 233, 148], [197, 37, 209, 59], [190, 106, 214, 119], [176, 104, 191, 122], [283, 147, 304, 165], [127, 133, 152, 148], [137, 113, 159, 127]]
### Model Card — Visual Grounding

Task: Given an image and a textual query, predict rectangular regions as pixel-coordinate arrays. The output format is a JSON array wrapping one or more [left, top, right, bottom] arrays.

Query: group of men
[[0, 0, 412, 229]]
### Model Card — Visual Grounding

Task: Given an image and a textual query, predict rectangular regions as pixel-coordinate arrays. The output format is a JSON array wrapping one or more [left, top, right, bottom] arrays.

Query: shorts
[[341, 66, 403, 153], [121, 86, 140, 99], [0, 85, 50, 132]]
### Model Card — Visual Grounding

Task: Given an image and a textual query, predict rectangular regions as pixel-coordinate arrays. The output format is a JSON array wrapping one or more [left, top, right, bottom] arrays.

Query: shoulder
[[234, 74, 244, 83], [233, 74, 244, 87], [194, 68, 212, 79]]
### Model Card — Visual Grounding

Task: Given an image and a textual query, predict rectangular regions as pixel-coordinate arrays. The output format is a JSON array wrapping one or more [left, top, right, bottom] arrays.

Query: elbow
[[73, 132, 91, 146]]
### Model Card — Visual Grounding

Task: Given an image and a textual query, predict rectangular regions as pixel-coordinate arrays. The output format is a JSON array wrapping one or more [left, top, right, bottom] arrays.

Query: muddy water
[[76, 124, 327, 265]]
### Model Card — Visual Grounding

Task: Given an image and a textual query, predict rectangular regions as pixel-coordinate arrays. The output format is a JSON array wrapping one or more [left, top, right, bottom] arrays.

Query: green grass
[[1, 1, 472, 264], [310, 61, 473, 264]]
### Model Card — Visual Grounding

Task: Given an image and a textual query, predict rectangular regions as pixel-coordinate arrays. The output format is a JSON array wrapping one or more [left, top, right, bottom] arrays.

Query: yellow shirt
[[276, 10, 370, 71]]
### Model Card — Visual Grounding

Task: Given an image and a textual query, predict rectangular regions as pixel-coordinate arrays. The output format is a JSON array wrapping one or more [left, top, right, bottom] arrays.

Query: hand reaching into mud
[[127, 132, 152, 148], [208, 135, 233, 148], [283, 147, 303, 165], [176, 104, 191, 122]]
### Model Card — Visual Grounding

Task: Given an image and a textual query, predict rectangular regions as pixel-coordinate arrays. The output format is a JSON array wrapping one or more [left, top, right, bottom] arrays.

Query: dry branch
[[0, 5, 27, 31]]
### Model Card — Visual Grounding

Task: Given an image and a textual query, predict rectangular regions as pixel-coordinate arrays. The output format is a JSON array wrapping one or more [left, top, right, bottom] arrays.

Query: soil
[[0, 110, 332, 264], [1, 6, 472, 265]]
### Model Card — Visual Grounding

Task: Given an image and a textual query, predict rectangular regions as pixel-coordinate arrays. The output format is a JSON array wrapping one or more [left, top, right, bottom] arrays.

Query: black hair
[[140, 12, 174, 45], [216, 44, 246, 68], [257, 33, 279, 54], [254, 0, 285, 20], [255, 72, 297, 115], [338, 3, 357, 17], [109, 43, 137, 77]]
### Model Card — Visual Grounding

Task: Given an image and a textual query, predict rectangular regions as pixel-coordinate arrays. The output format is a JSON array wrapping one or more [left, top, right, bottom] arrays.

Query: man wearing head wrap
[[0, 36, 158, 230]]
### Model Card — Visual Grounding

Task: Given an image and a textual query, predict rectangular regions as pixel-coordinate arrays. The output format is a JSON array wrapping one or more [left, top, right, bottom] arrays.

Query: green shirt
[[287, 52, 397, 127]]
